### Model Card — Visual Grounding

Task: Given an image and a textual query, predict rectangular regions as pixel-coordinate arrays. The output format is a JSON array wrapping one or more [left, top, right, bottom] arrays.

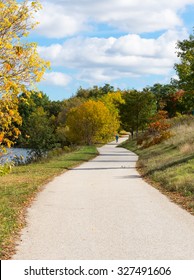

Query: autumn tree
[[137, 110, 172, 147], [0, 0, 49, 150], [65, 100, 119, 145], [0, 95, 22, 149], [101, 91, 124, 132], [145, 83, 177, 111]]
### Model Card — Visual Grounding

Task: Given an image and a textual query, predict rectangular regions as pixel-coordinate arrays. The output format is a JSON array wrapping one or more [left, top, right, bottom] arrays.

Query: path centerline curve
[[13, 137, 194, 260]]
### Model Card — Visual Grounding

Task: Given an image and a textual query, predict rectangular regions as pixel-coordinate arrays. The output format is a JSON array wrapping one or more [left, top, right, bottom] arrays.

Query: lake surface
[[0, 148, 30, 164]]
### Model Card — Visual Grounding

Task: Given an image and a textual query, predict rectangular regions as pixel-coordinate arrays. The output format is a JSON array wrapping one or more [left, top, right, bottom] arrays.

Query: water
[[0, 148, 30, 164]]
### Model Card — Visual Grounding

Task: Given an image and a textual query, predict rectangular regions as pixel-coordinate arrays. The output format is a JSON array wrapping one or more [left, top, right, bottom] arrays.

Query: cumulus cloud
[[35, 1, 193, 85], [38, 29, 187, 82], [35, 3, 86, 38], [35, 0, 194, 38], [43, 72, 72, 87]]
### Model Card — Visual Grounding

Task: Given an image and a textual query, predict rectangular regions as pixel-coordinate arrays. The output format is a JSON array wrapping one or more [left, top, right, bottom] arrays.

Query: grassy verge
[[121, 122, 194, 216], [0, 145, 98, 259]]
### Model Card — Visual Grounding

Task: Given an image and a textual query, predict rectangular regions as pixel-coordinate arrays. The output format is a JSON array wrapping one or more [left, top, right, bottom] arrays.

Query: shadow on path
[[69, 167, 135, 171]]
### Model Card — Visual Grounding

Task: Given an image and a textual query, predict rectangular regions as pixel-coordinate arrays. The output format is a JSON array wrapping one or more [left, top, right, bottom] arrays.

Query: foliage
[[181, 91, 194, 114], [101, 91, 124, 131], [65, 100, 119, 144], [76, 84, 115, 99], [57, 97, 83, 126], [145, 83, 178, 114], [137, 111, 172, 147], [120, 90, 156, 138], [0, 0, 49, 151], [17, 92, 51, 146], [101, 91, 124, 112], [0, 95, 22, 149], [164, 90, 185, 117], [16, 91, 66, 148], [147, 83, 194, 116], [25, 107, 56, 157], [174, 30, 194, 92], [0, 161, 13, 176], [55, 126, 69, 146]]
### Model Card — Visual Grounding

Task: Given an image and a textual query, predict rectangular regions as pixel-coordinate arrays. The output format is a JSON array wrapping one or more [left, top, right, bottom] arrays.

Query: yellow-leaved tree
[[100, 91, 124, 129], [0, 0, 49, 150], [65, 100, 120, 145]]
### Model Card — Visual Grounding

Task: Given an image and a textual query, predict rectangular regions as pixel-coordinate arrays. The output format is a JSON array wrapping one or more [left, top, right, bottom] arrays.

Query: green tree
[[181, 91, 194, 114], [26, 107, 55, 157], [120, 90, 156, 138], [174, 30, 194, 92], [17, 91, 52, 146], [145, 83, 177, 111]]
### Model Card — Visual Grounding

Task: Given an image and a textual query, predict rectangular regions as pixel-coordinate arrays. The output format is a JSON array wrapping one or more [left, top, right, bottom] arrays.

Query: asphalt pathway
[[13, 137, 194, 259]]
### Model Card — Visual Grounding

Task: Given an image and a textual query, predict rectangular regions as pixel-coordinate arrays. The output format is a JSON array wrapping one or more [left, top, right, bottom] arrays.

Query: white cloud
[[35, 0, 194, 38], [38, 29, 187, 83], [36, 0, 192, 85], [43, 72, 72, 87], [35, 3, 86, 38]]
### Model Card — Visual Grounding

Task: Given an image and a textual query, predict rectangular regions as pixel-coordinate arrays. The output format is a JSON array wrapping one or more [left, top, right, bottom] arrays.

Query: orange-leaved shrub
[[137, 111, 172, 148]]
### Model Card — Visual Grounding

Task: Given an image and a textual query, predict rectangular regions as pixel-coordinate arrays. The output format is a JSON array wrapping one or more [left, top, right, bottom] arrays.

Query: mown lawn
[[0, 145, 98, 259]]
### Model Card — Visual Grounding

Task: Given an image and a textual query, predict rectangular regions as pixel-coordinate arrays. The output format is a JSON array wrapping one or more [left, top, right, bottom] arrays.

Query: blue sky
[[29, 0, 194, 101]]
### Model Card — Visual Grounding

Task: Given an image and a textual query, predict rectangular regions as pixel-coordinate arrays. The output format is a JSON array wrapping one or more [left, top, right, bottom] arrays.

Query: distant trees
[[145, 84, 177, 111], [76, 84, 115, 99]]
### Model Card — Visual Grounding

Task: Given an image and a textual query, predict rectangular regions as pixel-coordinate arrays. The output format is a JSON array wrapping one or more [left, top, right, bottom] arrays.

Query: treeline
[[15, 82, 193, 154], [15, 85, 122, 154], [1, 29, 193, 157]]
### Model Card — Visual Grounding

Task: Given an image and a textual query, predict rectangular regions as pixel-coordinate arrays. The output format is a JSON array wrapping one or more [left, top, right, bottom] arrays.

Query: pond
[[0, 148, 31, 164]]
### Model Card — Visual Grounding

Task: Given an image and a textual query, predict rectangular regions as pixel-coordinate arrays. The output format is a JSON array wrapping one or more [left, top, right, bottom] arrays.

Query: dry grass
[[121, 116, 194, 215], [179, 143, 194, 154]]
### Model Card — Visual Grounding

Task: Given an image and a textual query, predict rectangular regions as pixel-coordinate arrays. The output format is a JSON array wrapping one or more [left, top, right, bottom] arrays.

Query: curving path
[[13, 137, 194, 259]]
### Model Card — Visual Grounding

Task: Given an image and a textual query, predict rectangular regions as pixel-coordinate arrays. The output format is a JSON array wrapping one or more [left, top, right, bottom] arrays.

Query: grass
[[0, 145, 98, 259], [121, 116, 194, 215]]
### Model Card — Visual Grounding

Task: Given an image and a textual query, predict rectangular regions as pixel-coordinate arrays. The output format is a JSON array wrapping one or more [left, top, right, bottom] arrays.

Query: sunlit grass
[[0, 145, 98, 259], [121, 119, 194, 215]]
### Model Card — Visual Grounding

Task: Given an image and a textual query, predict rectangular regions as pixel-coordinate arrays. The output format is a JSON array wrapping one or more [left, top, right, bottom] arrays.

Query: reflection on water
[[0, 148, 30, 164]]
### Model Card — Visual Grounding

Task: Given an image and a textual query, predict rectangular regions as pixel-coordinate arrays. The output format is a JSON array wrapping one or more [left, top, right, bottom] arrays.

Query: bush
[[137, 111, 172, 148], [0, 162, 13, 176]]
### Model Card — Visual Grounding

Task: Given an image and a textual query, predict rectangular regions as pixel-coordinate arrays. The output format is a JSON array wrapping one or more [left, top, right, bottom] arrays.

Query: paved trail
[[13, 137, 194, 259]]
